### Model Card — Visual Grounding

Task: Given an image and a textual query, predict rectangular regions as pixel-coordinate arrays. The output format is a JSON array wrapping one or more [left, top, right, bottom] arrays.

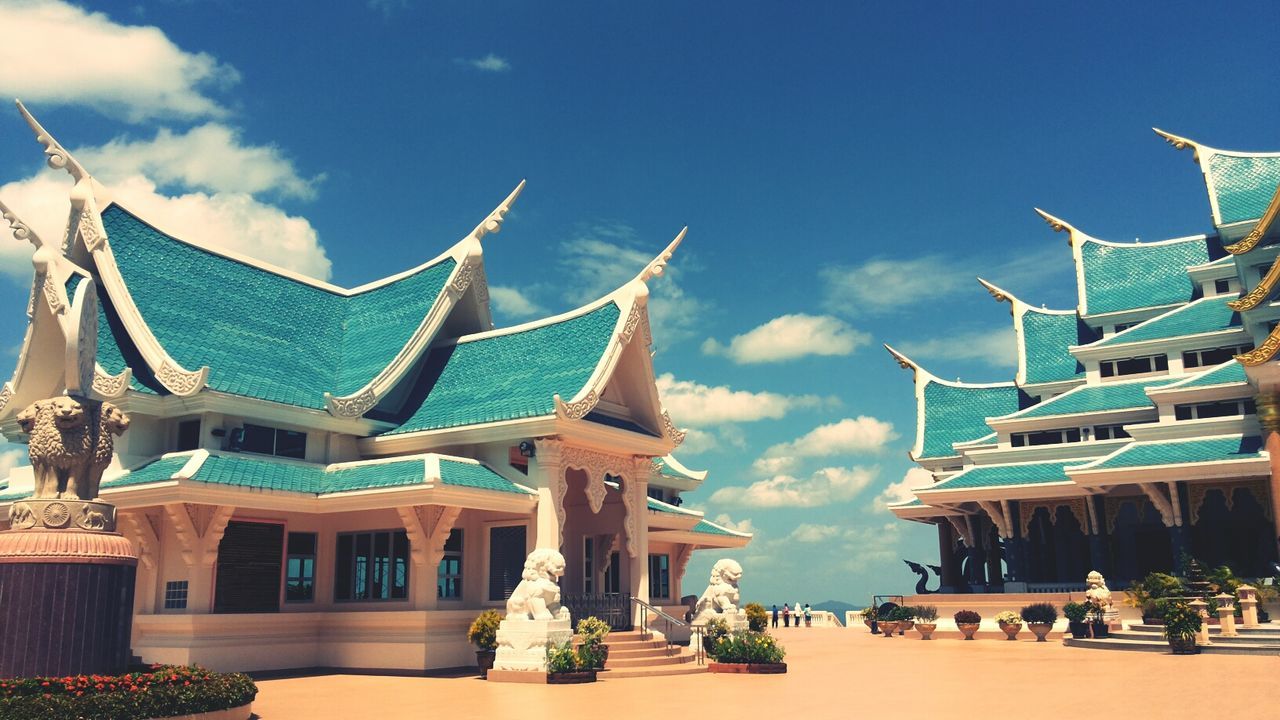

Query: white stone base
[[493, 618, 572, 673], [693, 610, 749, 631]]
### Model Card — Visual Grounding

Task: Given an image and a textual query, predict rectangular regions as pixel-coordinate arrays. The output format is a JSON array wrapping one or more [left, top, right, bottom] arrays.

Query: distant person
[[782, 603, 791, 628], [771, 604, 779, 628], [794, 600, 802, 628], [804, 603, 813, 627]]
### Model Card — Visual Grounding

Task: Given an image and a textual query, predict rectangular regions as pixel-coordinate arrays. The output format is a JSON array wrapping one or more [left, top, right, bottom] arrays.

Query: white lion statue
[[19, 396, 92, 500], [505, 548, 570, 621], [692, 558, 743, 625], [1085, 570, 1112, 610]]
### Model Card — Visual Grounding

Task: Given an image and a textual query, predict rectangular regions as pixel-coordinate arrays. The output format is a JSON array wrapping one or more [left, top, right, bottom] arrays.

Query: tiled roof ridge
[[1078, 295, 1227, 349]]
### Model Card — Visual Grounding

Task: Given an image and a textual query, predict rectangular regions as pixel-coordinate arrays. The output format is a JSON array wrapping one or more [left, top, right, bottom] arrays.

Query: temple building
[[0, 103, 748, 672], [887, 128, 1280, 593]]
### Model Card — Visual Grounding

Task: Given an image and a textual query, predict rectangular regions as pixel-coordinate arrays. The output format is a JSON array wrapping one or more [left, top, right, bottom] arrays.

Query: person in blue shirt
[[771, 604, 779, 628]]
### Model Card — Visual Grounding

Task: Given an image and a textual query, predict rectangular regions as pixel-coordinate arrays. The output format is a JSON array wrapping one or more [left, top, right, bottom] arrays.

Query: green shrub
[[888, 606, 913, 622], [576, 616, 610, 646], [858, 606, 877, 620], [744, 603, 769, 632], [913, 605, 938, 622], [0, 666, 256, 720], [1019, 603, 1058, 624], [546, 642, 580, 674], [953, 610, 981, 624], [468, 609, 503, 651], [1158, 599, 1201, 641], [712, 631, 786, 664], [702, 618, 731, 656], [1062, 601, 1089, 623], [1141, 600, 1165, 620]]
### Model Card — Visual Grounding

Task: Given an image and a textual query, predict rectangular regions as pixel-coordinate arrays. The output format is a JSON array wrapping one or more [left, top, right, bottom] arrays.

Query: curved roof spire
[[1152, 128, 1206, 162], [16, 100, 89, 182], [1033, 208, 1086, 246], [883, 343, 925, 382], [637, 227, 687, 285], [976, 277, 1017, 305], [469, 179, 525, 242]]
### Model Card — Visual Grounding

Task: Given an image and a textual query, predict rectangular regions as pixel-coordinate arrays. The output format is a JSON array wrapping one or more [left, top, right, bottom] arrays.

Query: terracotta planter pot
[[898, 620, 914, 634], [863, 618, 874, 632], [476, 649, 496, 678], [999, 622, 1022, 640], [1027, 623, 1052, 642], [915, 622, 936, 640], [708, 662, 787, 674], [878, 621, 898, 636], [957, 623, 980, 640], [547, 670, 598, 684], [1090, 621, 1110, 639], [1168, 637, 1199, 655]]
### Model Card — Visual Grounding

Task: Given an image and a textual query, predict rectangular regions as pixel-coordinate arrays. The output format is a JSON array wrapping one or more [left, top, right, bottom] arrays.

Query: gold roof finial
[[1152, 128, 1203, 162], [15, 100, 89, 182], [1034, 208, 1079, 247]]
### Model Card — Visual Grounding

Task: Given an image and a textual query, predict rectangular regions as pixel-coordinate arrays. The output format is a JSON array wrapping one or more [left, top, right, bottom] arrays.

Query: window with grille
[[437, 529, 463, 600], [164, 580, 188, 610], [488, 525, 526, 602], [335, 530, 410, 602]]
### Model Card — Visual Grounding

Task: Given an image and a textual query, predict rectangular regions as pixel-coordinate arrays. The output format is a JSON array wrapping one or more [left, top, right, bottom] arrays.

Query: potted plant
[[546, 641, 597, 683], [995, 611, 1022, 640], [703, 617, 730, 655], [707, 630, 787, 673], [954, 610, 981, 640], [1086, 599, 1109, 638], [467, 609, 502, 678], [576, 616, 611, 670], [892, 605, 915, 634], [1063, 601, 1090, 638], [859, 606, 878, 633], [1020, 602, 1057, 642], [913, 605, 938, 640], [1159, 599, 1200, 655], [744, 602, 769, 632]]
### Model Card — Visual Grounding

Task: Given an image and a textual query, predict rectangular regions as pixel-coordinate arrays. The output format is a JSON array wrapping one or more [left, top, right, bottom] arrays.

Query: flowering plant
[[995, 611, 1021, 625], [0, 665, 256, 720], [953, 610, 981, 624], [711, 631, 786, 664]]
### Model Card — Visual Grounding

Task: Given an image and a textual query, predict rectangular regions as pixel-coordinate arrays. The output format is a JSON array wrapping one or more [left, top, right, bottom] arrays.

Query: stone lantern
[[1214, 592, 1237, 637], [1237, 585, 1260, 628], [1188, 599, 1211, 646]]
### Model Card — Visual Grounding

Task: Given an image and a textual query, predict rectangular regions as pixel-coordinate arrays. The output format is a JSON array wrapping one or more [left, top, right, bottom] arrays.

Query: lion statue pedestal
[[489, 548, 574, 683], [0, 396, 137, 679]]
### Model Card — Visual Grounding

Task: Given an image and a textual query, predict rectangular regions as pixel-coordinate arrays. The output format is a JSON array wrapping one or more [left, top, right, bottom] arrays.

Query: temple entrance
[[1109, 499, 1171, 583], [1024, 505, 1089, 583], [1190, 486, 1277, 576]]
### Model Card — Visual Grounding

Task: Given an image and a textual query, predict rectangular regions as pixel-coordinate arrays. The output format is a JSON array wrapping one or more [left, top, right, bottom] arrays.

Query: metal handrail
[[632, 597, 704, 664]]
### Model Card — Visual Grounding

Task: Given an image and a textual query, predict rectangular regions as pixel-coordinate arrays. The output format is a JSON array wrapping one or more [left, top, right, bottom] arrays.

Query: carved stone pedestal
[[0, 528, 137, 678], [491, 617, 572, 677]]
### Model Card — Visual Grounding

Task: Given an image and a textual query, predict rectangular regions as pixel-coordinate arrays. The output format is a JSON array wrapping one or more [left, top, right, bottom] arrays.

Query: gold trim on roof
[[1033, 208, 1077, 246], [1224, 181, 1280, 255], [1229, 255, 1280, 311], [1236, 324, 1280, 366], [1152, 128, 1203, 163]]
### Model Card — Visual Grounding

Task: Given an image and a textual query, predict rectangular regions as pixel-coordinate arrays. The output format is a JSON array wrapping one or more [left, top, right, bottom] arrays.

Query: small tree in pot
[[995, 611, 1022, 640], [744, 603, 769, 632], [1159, 599, 1201, 655], [891, 605, 915, 634], [576, 616, 611, 670], [913, 605, 939, 640], [1020, 602, 1057, 642], [467, 610, 502, 678], [954, 610, 981, 640], [1063, 601, 1091, 638]]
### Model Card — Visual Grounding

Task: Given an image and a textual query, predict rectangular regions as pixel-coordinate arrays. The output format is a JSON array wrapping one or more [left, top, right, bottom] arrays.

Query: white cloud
[[712, 513, 755, 535], [0, 447, 27, 480], [462, 54, 511, 72], [788, 523, 842, 543], [489, 286, 544, 319], [750, 455, 798, 476], [709, 466, 877, 508], [78, 125, 320, 199], [763, 416, 898, 459], [656, 373, 828, 426], [898, 326, 1016, 369], [872, 467, 934, 512], [676, 428, 719, 455], [839, 522, 903, 571], [702, 313, 870, 364], [0, 1, 237, 121], [0, 172, 331, 282], [559, 223, 709, 344], [822, 256, 962, 314]]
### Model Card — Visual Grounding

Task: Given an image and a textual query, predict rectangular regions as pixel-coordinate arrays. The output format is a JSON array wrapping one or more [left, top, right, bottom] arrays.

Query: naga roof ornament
[[1152, 128, 1204, 163], [1034, 208, 1080, 246]]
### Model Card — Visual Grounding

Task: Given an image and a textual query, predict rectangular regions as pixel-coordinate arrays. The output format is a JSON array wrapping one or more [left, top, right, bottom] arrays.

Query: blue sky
[[1, 0, 1280, 606]]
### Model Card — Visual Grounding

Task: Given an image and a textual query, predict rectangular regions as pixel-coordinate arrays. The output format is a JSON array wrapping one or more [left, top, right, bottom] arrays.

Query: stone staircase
[[600, 629, 706, 679], [1065, 622, 1280, 655]]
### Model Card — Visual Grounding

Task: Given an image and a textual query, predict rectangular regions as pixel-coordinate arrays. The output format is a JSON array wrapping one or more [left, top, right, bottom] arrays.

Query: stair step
[[608, 646, 681, 659], [1065, 637, 1280, 655], [605, 652, 695, 669], [1112, 630, 1280, 645], [602, 664, 708, 679], [603, 639, 666, 650]]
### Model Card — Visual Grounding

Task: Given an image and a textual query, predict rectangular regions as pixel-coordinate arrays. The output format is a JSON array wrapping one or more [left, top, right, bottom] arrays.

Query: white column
[[532, 439, 565, 550], [629, 458, 651, 625]]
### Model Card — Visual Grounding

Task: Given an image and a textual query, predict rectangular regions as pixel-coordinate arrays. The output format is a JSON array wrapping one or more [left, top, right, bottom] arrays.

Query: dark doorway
[[214, 521, 284, 613]]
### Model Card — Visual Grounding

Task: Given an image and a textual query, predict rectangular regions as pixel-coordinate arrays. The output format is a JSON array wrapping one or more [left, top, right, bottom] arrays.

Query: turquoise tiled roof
[[1167, 360, 1247, 389], [928, 461, 1071, 491], [103, 455, 191, 489], [890, 498, 923, 508], [918, 380, 1021, 459], [1079, 238, 1211, 316], [1004, 378, 1159, 420], [1022, 309, 1089, 384], [1093, 297, 1241, 348], [1207, 153, 1280, 226], [386, 301, 620, 434], [97, 299, 154, 394], [101, 205, 456, 409], [691, 519, 745, 537], [438, 459, 533, 495], [1075, 435, 1263, 471]]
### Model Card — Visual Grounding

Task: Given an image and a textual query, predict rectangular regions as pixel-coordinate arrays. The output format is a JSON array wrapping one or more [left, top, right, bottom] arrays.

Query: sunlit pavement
[[251, 626, 1270, 719]]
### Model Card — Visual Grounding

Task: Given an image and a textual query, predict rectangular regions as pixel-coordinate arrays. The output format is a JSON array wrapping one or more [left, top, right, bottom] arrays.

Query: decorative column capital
[[1257, 393, 1280, 435]]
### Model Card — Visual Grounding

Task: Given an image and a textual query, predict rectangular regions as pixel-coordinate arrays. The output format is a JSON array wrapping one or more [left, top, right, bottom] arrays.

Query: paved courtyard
[[251, 627, 1271, 719]]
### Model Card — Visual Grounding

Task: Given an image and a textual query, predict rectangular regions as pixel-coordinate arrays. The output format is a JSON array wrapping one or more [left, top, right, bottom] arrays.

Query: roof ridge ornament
[[1033, 208, 1081, 246], [15, 100, 89, 182], [1152, 128, 1204, 163], [636, 227, 687, 285], [470, 179, 526, 241], [1223, 181, 1280, 256], [976, 277, 1014, 305], [883, 343, 921, 381]]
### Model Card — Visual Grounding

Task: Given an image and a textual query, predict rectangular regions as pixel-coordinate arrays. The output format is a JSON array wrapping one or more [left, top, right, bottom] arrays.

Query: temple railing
[[561, 592, 632, 631], [633, 597, 701, 663], [1027, 582, 1087, 593]]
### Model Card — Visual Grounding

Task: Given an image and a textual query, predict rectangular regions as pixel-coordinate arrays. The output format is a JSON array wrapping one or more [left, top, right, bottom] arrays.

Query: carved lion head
[[100, 402, 130, 436], [50, 396, 85, 431], [521, 548, 567, 582], [16, 402, 40, 434], [710, 558, 743, 586]]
